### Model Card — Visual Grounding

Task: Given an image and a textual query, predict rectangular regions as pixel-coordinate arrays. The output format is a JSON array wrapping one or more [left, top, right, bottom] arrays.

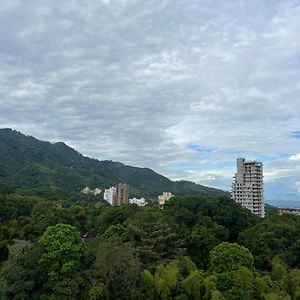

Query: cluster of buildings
[[80, 187, 102, 196], [82, 182, 174, 208], [277, 208, 300, 216], [102, 183, 148, 206], [158, 192, 174, 207], [79, 157, 271, 219], [103, 183, 129, 206], [129, 197, 147, 206], [102, 184, 174, 207], [232, 158, 265, 218]]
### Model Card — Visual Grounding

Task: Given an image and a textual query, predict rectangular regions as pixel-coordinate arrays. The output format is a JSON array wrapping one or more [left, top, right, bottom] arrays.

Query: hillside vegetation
[[0, 128, 227, 198], [1, 187, 300, 299]]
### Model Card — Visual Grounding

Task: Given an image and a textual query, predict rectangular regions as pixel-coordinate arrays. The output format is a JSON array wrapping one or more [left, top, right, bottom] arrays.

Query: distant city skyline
[[0, 1, 300, 202]]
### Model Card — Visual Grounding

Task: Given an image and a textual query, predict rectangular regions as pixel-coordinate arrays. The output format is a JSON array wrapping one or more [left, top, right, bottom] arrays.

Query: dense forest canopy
[[0, 184, 300, 299]]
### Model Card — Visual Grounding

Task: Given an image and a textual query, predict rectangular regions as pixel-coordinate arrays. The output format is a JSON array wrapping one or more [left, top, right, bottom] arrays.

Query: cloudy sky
[[1, 0, 300, 202]]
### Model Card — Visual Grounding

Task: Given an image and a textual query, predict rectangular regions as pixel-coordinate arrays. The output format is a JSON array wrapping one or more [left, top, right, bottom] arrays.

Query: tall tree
[[38, 223, 87, 299], [91, 238, 141, 299]]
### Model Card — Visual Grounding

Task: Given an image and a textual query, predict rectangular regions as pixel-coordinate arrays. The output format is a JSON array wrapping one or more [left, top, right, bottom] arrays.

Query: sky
[[1, 0, 300, 202]]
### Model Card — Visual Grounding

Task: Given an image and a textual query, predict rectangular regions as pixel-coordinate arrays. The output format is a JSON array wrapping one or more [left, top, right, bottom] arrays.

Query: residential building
[[129, 197, 147, 206], [278, 208, 300, 216], [80, 187, 92, 195], [93, 188, 101, 196], [232, 158, 264, 217], [115, 183, 129, 206], [80, 187, 102, 196], [158, 192, 174, 207], [103, 187, 116, 205]]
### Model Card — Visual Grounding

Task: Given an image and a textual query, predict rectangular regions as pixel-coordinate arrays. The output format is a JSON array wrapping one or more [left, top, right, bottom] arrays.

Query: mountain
[[0, 128, 228, 198], [266, 200, 300, 208]]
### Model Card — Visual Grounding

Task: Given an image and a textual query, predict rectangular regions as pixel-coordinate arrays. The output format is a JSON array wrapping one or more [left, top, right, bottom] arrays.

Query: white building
[[232, 158, 265, 217], [80, 187, 102, 196], [80, 187, 92, 195], [158, 192, 174, 207], [93, 188, 102, 196], [129, 198, 147, 207], [103, 187, 116, 205]]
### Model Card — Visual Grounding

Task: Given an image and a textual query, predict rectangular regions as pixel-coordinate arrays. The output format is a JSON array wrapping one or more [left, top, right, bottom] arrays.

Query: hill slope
[[0, 128, 228, 198]]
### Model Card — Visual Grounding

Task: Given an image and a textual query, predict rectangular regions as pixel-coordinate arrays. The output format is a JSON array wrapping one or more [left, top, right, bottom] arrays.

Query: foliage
[[38, 223, 87, 299], [0, 183, 13, 195], [0, 192, 300, 299], [239, 214, 300, 270], [0, 128, 227, 198], [91, 238, 141, 299], [209, 242, 254, 273], [0, 276, 7, 300]]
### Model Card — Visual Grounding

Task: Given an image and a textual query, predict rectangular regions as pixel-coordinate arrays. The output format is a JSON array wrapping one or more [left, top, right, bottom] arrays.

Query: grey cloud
[[0, 0, 300, 200]]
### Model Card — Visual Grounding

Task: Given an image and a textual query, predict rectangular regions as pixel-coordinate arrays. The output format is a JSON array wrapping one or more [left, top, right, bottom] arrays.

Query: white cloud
[[289, 154, 300, 161]]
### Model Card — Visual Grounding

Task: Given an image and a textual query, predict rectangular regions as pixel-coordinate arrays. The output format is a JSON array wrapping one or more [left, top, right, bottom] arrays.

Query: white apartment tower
[[103, 187, 116, 205], [232, 158, 264, 217]]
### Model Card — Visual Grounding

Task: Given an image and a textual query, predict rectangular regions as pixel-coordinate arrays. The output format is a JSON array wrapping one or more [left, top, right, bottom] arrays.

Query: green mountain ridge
[[0, 128, 228, 198]]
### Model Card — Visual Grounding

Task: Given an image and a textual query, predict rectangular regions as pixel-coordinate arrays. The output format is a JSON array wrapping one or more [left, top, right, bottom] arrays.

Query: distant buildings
[[103, 187, 116, 205], [158, 192, 174, 207], [93, 188, 102, 195], [104, 185, 150, 207], [232, 158, 265, 218], [115, 183, 129, 205], [278, 208, 300, 216], [103, 183, 129, 206], [80, 187, 102, 196], [129, 197, 147, 206]]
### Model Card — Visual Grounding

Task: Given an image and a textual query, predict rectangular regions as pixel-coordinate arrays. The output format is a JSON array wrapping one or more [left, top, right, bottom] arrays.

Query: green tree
[[203, 275, 222, 300], [92, 238, 141, 299], [185, 218, 228, 267], [154, 262, 179, 300], [88, 282, 108, 300], [287, 268, 300, 299], [0, 183, 13, 195], [0, 240, 8, 262], [209, 242, 254, 273], [38, 223, 87, 299], [0, 277, 7, 300], [0, 244, 44, 299], [209, 242, 255, 299], [140, 269, 156, 299], [182, 269, 203, 300], [239, 215, 300, 270], [225, 267, 254, 300]]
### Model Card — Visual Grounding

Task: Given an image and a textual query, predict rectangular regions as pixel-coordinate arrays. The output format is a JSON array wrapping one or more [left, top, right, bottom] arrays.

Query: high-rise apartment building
[[115, 183, 129, 206], [232, 158, 264, 217], [103, 187, 116, 205]]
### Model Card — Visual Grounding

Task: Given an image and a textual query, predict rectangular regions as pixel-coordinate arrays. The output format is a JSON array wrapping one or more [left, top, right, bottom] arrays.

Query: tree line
[[0, 184, 300, 299]]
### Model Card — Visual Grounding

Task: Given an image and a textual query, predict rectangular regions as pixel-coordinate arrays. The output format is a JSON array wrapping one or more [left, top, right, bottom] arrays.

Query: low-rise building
[[93, 188, 102, 195], [80, 187, 102, 196], [80, 187, 92, 195], [158, 192, 174, 207], [278, 208, 300, 216], [129, 197, 147, 206]]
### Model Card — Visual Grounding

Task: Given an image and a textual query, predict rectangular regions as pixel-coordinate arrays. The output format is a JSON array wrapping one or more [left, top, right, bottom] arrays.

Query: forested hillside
[[1, 186, 300, 299], [0, 129, 227, 198]]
